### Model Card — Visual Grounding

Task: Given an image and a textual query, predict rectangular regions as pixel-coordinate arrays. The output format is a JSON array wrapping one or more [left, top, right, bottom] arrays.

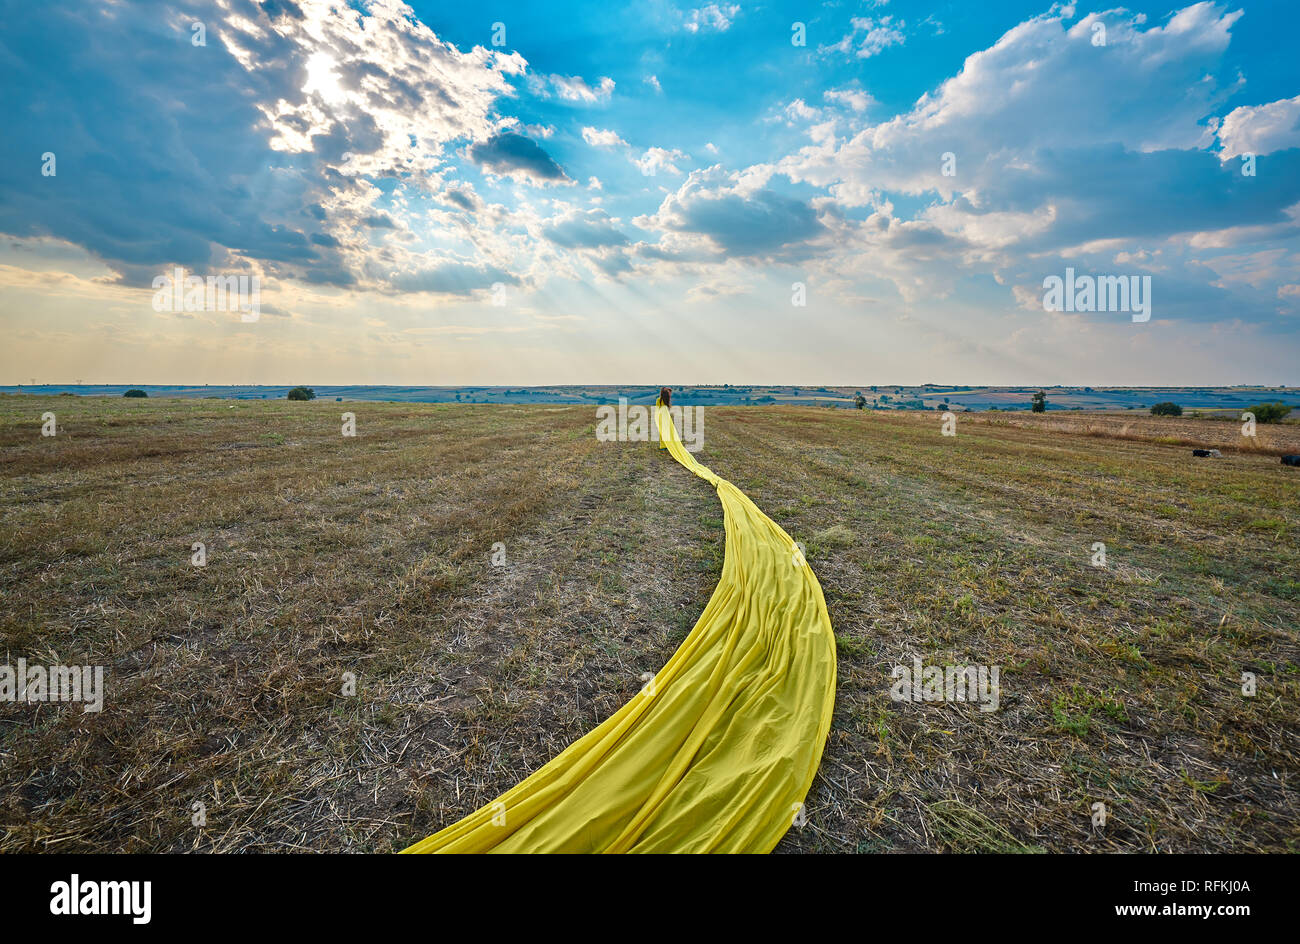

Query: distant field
[[3, 383, 1299, 414], [1, 397, 1297, 852], [964, 411, 1300, 456]]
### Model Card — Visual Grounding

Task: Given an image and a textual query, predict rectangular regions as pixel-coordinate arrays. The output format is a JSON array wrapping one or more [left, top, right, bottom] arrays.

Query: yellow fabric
[[402, 400, 837, 853]]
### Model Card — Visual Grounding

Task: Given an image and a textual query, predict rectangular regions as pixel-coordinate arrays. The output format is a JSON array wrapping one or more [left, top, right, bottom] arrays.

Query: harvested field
[[1, 396, 1297, 852], [965, 410, 1300, 456]]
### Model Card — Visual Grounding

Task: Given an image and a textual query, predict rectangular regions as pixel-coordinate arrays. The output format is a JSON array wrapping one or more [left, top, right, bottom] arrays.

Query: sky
[[1, 0, 1299, 386]]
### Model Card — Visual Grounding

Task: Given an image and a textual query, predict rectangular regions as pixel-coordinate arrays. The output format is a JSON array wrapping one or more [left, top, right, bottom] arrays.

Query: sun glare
[[303, 51, 346, 105]]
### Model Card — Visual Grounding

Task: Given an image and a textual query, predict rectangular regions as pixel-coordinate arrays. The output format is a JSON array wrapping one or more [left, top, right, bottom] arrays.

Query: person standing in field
[[655, 387, 673, 449]]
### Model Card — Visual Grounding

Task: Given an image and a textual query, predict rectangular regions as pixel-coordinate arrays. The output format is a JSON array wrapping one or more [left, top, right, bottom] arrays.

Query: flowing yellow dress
[[402, 399, 836, 852]]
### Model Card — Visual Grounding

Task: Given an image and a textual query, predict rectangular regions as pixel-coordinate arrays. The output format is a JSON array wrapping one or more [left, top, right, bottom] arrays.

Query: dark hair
[[659, 386, 672, 406]]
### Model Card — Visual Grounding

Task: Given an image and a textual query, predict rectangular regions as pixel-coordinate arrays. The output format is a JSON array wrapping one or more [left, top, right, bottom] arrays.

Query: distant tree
[[938, 402, 949, 411], [286, 386, 315, 401], [1247, 402, 1293, 424], [123, 389, 148, 398], [854, 393, 867, 410], [1150, 402, 1182, 416], [1031, 391, 1047, 413]]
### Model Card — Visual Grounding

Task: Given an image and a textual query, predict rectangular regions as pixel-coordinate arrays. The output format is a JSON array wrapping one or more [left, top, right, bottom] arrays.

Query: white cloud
[[784, 99, 821, 122], [822, 16, 906, 59], [638, 166, 826, 259], [1218, 95, 1300, 159], [582, 127, 629, 148], [733, 2, 1300, 318], [634, 147, 689, 177], [824, 88, 876, 113], [530, 73, 615, 104], [683, 4, 740, 34], [783, 4, 1246, 208]]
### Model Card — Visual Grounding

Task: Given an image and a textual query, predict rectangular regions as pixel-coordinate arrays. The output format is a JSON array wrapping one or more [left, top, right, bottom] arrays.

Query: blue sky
[[1, 0, 1298, 385]]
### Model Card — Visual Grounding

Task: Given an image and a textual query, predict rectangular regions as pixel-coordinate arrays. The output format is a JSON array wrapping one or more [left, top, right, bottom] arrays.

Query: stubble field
[[1, 396, 1296, 852]]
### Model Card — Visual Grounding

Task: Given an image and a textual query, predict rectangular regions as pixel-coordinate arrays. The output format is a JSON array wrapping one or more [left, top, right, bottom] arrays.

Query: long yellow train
[[402, 398, 837, 853]]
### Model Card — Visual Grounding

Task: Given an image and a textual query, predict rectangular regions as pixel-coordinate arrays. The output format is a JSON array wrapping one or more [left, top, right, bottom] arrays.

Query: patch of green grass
[[1248, 517, 1287, 534], [835, 633, 870, 658], [1180, 769, 1229, 794], [1051, 696, 1094, 737], [814, 524, 855, 546]]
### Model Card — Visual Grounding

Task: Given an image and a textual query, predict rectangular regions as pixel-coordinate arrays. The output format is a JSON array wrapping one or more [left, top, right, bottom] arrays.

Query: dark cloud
[[470, 133, 569, 184], [662, 187, 824, 256], [258, 0, 304, 21], [990, 145, 1300, 252], [303, 266, 356, 286], [0, 0, 527, 295], [443, 186, 481, 211], [0, 0, 329, 278]]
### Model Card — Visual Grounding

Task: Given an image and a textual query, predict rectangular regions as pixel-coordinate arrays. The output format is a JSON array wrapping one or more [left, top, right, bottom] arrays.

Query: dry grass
[[1, 396, 1297, 853], [966, 410, 1300, 456]]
